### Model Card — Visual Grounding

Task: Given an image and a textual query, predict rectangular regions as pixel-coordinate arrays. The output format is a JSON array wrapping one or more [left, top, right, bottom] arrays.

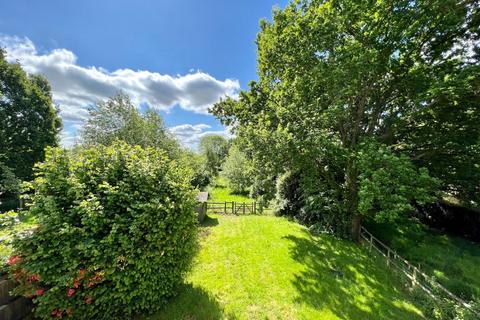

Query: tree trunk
[[351, 214, 362, 242], [345, 157, 361, 241]]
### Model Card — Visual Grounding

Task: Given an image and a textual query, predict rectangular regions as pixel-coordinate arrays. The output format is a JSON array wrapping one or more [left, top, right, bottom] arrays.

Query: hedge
[[8, 142, 198, 319]]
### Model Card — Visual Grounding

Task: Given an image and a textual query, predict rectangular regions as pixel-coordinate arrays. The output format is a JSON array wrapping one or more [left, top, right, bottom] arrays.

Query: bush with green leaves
[[8, 142, 198, 319]]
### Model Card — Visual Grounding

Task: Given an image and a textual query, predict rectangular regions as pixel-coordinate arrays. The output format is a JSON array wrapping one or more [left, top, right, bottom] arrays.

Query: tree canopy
[[0, 49, 62, 183], [199, 135, 230, 177], [222, 143, 253, 194], [212, 0, 479, 239], [81, 93, 181, 159]]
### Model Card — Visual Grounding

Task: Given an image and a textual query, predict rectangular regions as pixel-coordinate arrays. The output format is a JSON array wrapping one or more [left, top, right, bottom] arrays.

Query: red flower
[[67, 288, 76, 298], [29, 274, 41, 283], [35, 289, 45, 296], [72, 278, 80, 289], [7, 255, 20, 266], [51, 309, 63, 318], [84, 296, 93, 305]]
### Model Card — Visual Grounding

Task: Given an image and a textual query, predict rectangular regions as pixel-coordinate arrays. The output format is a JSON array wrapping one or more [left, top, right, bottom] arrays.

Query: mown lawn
[[207, 176, 252, 203], [366, 218, 480, 300], [148, 215, 423, 320]]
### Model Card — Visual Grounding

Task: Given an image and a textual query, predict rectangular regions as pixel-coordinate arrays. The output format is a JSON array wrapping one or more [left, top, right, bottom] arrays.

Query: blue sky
[[0, 0, 288, 148]]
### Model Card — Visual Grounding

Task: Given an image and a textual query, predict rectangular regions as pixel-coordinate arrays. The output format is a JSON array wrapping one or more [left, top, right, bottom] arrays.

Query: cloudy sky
[[0, 0, 287, 149]]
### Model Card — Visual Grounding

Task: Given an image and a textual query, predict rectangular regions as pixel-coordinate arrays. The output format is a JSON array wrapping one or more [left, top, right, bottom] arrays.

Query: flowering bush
[[9, 142, 198, 319]]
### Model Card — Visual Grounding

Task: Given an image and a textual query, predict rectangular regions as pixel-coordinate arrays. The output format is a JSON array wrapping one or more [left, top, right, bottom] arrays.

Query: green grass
[[366, 218, 480, 300], [208, 176, 252, 203], [148, 215, 423, 320]]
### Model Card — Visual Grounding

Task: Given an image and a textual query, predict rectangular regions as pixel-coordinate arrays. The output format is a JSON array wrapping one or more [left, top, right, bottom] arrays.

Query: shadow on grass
[[201, 215, 219, 227], [284, 230, 423, 319], [147, 283, 235, 320]]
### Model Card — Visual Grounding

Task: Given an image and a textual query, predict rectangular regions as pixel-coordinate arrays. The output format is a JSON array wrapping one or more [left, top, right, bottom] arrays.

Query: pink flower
[[35, 289, 45, 296], [29, 274, 41, 282], [7, 255, 20, 266], [51, 309, 63, 318], [67, 288, 76, 297]]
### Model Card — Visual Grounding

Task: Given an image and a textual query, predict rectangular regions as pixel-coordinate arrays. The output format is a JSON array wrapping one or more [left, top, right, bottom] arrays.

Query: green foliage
[[199, 135, 229, 177], [0, 49, 62, 182], [274, 170, 302, 216], [411, 286, 480, 320], [9, 142, 198, 319], [357, 142, 440, 221], [81, 93, 181, 159], [396, 63, 480, 207], [221, 144, 253, 194], [211, 0, 478, 238], [0, 161, 21, 211], [179, 151, 210, 189]]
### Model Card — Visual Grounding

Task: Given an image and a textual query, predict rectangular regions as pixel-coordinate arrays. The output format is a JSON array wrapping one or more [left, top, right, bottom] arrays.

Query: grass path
[[148, 215, 423, 319]]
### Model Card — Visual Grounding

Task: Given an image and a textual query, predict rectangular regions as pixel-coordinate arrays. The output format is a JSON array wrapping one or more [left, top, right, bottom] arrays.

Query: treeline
[[211, 0, 480, 240], [0, 48, 225, 210]]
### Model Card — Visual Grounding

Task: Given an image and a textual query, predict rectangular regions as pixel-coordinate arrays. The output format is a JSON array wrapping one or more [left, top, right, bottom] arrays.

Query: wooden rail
[[206, 201, 272, 215], [360, 226, 480, 317]]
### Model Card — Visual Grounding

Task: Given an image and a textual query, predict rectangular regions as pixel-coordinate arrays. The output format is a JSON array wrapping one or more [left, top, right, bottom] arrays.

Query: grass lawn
[[366, 218, 480, 300], [148, 215, 423, 320], [207, 176, 252, 203]]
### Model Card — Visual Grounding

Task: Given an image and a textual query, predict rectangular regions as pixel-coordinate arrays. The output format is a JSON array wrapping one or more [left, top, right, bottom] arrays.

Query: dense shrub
[[8, 142, 198, 319], [274, 171, 302, 216]]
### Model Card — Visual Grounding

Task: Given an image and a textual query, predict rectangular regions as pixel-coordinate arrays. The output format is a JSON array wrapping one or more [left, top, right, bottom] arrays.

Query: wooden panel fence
[[360, 226, 480, 318], [206, 201, 272, 215]]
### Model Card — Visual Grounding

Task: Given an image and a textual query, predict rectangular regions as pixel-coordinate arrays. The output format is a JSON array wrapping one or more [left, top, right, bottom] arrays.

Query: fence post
[[412, 267, 417, 286], [243, 202, 245, 215], [224, 202, 227, 214], [387, 249, 390, 267], [253, 202, 256, 214], [369, 234, 373, 252], [233, 202, 235, 215]]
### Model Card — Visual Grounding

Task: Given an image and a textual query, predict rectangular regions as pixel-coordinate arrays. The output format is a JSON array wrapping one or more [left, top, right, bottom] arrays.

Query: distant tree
[[180, 150, 211, 189], [81, 93, 181, 158], [222, 144, 253, 194], [0, 48, 61, 192], [199, 135, 229, 177], [211, 0, 476, 240]]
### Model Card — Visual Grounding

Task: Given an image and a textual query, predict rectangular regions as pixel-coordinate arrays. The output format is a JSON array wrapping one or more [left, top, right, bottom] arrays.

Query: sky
[[0, 0, 288, 149]]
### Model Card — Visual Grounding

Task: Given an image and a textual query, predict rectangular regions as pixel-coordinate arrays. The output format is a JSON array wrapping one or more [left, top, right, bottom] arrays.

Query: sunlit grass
[[148, 215, 423, 320], [207, 176, 252, 203]]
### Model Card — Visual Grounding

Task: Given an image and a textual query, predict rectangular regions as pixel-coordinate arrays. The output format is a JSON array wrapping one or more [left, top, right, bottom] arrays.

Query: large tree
[[81, 93, 181, 158], [212, 0, 478, 239], [0, 49, 62, 183]]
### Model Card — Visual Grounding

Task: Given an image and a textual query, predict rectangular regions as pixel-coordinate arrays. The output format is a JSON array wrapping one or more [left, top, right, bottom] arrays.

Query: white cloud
[[0, 35, 239, 147], [170, 124, 233, 150]]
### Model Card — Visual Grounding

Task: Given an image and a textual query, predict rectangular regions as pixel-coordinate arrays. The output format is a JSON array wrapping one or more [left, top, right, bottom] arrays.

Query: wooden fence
[[206, 201, 272, 215], [360, 226, 480, 318]]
